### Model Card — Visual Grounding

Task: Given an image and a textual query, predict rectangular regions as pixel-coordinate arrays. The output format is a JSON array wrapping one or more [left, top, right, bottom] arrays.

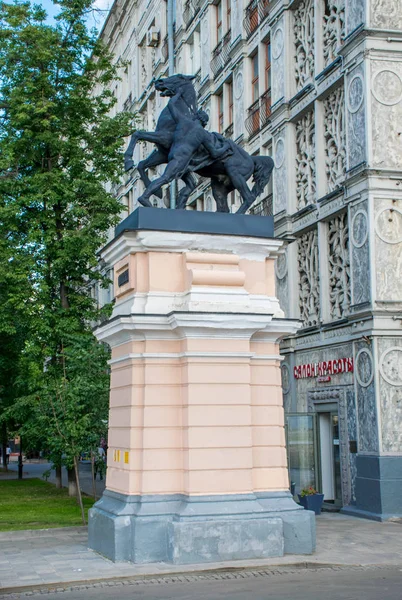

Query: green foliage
[[0, 0, 134, 467], [0, 479, 95, 530]]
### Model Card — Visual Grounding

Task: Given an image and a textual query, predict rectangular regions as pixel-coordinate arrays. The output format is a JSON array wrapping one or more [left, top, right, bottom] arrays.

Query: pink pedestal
[[88, 213, 315, 563]]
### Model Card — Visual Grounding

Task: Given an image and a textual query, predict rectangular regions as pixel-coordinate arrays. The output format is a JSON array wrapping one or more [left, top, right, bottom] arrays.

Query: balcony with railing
[[249, 193, 273, 216], [123, 92, 132, 112], [245, 90, 271, 138], [210, 30, 231, 78], [243, 0, 271, 39], [245, 98, 260, 138]]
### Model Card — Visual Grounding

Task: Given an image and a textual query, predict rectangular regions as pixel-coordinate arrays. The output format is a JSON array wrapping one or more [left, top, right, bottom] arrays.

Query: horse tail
[[251, 156, 274, 201]]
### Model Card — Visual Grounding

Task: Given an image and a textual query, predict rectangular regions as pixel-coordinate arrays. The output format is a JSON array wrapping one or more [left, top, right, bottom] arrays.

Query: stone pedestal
[[88, 208, 315, 563]]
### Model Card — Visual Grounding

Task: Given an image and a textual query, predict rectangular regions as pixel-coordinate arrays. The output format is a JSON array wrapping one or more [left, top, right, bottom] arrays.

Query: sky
[[38, 0, 113, 30]]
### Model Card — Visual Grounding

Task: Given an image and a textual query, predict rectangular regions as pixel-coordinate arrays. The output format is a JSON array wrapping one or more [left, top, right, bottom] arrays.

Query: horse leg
[[137, 159, 183, 207], [211, 177, 230, 213], [227, 170, 255, 215], [124, 131, 171, 171], [137, 149, 168, 200], [176, 172, 197, 209]]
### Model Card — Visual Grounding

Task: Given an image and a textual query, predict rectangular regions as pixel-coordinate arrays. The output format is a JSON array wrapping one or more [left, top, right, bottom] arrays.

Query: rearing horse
[[124, 74, 198, 200]]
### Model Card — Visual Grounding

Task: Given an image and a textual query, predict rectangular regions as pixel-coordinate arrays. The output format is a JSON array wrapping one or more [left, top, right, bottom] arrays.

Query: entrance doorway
[[318, 412, 342, 505]]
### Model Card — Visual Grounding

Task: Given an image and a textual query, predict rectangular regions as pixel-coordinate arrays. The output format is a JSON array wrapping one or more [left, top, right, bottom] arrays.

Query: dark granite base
[[114, 207, 274, 239], [88, 491, 316, 564], [341, 455, 402, 521]]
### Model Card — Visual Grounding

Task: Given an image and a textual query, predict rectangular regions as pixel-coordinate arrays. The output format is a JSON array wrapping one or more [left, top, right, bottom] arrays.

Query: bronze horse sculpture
[[124, 74, 274, 214]]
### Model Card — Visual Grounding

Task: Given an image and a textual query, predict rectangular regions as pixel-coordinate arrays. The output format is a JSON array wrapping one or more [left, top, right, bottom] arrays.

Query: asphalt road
[[9, 567, 402, 600]]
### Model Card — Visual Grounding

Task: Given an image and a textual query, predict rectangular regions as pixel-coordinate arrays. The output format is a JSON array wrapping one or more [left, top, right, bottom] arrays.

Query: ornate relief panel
[[324, 87, 346, 193], [273, 135, 287, 214], [298, 229, 320, 327], [350, 202, 371, 306], [272, 19, 285, 105], [371, 0, 402, 30], [378, 338, 402, 452], [233, 66, 245, 139], [346, 65, 366, 170], [323, 0, 345, 67], [296, 110, 316, 210], [294, 0, 315, 90], [374, 198, 402, 302], [275, 251, 289, 316], [371, 61, 402, 170], [346, 0, 365, 34], [354, 341, 378, 453], [328, 212, 351, 320]]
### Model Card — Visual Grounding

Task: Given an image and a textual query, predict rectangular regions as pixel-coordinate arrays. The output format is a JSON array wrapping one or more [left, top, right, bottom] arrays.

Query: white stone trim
[[101, 230, 284, 266]]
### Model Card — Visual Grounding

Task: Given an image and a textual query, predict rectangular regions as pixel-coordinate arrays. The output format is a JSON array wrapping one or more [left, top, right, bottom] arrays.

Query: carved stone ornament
[[375, 207, 402, 245], [235, 71, 244, 100], [323, 0, 345, 67], [296, 110, 316, 210], [298, 229, 320, 327], [281, 363, 291, 394], [347, 74, 364, 114], [371, 69, 402, 106], [379, 347, 402, 386], [294, 0, 315, 90], [275, 252, 288, 280], [351, 209, 368, 248], [355, 348, 374, 388], [324, 87, 346, 193], [274, 138, 285, 169], [272, 27, 284, 60], [328, 213, 351, 320]]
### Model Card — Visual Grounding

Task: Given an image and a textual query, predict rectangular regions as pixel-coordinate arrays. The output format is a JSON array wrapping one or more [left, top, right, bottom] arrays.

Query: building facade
[[100, 0, 402, 521]]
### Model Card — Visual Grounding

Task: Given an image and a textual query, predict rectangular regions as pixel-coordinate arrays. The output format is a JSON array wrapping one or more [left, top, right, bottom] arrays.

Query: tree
[[0, 0, 132, 518]]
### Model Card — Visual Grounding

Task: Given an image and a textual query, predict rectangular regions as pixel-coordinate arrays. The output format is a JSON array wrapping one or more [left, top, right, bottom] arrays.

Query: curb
[[0, 527, 86, 542], [0, 562, 392, 597]]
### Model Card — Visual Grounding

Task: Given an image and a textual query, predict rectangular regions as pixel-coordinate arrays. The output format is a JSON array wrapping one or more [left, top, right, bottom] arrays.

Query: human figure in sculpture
[[166, 88, 232, 178]]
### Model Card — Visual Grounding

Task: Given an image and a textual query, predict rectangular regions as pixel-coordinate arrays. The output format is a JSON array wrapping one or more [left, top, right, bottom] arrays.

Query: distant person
[[94, 445, 106, 481], [6, 445, 11, 465]]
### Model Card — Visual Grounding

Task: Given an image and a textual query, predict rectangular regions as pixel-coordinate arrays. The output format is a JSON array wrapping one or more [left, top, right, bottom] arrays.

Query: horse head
[[155, 74, 197, 114]]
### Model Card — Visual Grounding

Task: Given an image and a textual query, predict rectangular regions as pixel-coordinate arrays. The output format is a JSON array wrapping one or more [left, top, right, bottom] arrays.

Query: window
[[227, 0, 231, 30], [216, 1, 223, 43], [228, 81, 233, 125], [252, 52, 259, 102], [218, 93, 224, 133]]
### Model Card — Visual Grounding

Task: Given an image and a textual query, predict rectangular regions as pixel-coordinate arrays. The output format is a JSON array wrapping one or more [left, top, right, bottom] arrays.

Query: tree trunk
[[2, 423, 7, 471], [55, 464, 62, 489], [74, 455, 86, 526], [91, 452, 97, 501], [67, 467, 77, 497]]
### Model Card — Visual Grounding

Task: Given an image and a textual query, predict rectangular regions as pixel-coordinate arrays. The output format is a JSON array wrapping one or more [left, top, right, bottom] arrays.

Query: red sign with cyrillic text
[[294, 358, 353, 380]]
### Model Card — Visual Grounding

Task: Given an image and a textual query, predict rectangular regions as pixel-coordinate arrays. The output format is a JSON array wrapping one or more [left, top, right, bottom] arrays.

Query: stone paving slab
[[0, 514, 401, 592]]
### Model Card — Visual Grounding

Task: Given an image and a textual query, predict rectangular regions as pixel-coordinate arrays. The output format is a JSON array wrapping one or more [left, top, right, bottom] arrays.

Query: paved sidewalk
[[0, 513, 401, 592]]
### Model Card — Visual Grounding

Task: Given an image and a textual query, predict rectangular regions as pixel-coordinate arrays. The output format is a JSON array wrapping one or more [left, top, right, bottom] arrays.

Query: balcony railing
[[260, 89, 271, 126], [249, 193, 273, 216], [183, 0, 201, 28], [193, 69, 202, 96], [243, 0, 271, 38], [245, 98, 260, 138], [210, 30, 232, 78], [245, 91, 272, 138]]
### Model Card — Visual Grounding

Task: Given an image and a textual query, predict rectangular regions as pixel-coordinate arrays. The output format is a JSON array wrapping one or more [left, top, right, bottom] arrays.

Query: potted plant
[[298, 486, 324, 515]]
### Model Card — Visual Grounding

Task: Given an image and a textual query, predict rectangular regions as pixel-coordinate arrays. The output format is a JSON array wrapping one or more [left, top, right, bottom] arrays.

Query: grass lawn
[[0, 478, 94, 531]]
